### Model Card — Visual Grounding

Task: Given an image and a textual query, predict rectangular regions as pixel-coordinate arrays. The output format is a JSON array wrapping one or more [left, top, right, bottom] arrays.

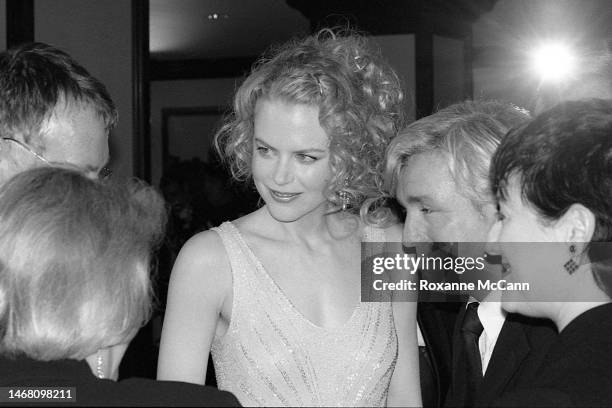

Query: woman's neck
[[554, 271, 611, 331], [265, 204, 360, 247]]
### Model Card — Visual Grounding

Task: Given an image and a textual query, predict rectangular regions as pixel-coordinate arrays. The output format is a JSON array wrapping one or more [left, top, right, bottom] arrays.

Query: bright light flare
[[530, 43, 576, 82]]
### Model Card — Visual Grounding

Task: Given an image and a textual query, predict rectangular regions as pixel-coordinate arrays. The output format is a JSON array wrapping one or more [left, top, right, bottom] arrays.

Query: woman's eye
[[256, 146, 270, 155], [420, 207, 432, 215], [296, 153, 317, 163]]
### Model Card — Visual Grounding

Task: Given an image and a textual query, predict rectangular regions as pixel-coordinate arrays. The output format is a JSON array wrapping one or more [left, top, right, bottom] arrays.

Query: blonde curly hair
[[215, 28, 405, 216]]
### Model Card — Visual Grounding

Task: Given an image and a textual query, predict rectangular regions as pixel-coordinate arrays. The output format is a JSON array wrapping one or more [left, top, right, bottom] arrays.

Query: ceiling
[[148, 0, 502, 61], [150, 0, 310, 60], [150, 0, 612, 63]]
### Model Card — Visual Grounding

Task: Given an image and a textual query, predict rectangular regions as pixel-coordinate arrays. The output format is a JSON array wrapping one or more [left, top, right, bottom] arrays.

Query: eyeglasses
[[2, 137, 112, 180]]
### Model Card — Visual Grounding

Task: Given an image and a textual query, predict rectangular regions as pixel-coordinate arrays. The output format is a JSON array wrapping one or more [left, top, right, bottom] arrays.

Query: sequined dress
[[210, 221, 398, 407]]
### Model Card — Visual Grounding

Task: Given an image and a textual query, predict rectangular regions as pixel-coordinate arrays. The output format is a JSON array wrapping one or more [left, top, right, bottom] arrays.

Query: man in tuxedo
[[0, 42, 117, 184], [384, 100, 558, 407]]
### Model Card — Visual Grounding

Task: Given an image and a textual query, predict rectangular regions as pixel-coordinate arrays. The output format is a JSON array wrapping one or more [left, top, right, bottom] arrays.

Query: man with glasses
[[0, 42, 117, 183]]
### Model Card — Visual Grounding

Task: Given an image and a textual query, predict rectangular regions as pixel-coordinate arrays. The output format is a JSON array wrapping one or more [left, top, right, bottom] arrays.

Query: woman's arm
[[384, 224, 422, 407], [388, 299, 421, 407], [157, 231, 231, 385]]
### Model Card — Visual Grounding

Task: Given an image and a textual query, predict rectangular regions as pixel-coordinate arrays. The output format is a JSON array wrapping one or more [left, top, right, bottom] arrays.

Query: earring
[[564, 244, 579, 274], [338, 178, 351, 211], [338, 190, 350, 211], [96, 351, 105, 379]]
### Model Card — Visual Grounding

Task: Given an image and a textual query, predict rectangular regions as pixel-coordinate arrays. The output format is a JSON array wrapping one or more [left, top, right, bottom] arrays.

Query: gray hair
[[0, 168, 165, 360], [385, 100, 531, 210]]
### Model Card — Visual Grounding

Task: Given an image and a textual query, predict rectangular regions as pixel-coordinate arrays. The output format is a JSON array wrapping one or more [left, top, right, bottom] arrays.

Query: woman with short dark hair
[[489, 98, 612, 407]]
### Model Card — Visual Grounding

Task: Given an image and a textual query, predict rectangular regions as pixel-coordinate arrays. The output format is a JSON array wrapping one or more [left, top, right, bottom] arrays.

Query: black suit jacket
[[418, 300, 461, 407], [444, 306, 557, 407], [0, 355, 240, 406], [494, 302, 612, 407]]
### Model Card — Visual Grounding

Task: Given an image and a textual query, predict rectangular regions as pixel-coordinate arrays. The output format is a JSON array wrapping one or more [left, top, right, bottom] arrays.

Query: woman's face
[[487, 176, 570, 317], [252, 99, 332, 223]]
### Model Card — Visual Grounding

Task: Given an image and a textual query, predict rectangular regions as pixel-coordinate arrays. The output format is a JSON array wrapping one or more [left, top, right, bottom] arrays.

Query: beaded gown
[[210, 221, 398, 407]]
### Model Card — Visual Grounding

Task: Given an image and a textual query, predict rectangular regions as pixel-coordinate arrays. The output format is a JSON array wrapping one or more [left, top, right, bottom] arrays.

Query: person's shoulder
[[180, 229, 226, 259], [169, 228, 232, 297], [506, 313, 558, 343], [115, 378, 241, 406]]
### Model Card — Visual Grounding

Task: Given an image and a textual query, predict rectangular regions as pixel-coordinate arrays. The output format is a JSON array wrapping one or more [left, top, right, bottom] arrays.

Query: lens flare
[[531, 43, 575, 82]]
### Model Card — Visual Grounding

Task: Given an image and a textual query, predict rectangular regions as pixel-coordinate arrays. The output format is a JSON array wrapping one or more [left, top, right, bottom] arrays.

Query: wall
[[376, 33, 467, 118], [373, 34, 417, 122], [150, 35, 418, 186], [0, 0, 6, 51], [34, 0, 134, 179], [150, 78, 239, 185], [434, 35, 465, 110]]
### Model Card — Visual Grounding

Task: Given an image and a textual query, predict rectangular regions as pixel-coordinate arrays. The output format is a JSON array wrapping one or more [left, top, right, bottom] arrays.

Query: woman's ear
[[557, 203, 596, 243]]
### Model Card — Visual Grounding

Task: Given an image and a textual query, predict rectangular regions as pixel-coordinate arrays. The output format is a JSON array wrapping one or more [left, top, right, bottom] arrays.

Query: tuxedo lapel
[[418, 299, 462, 407], [445, 305, 469, 406], [478, 317, 530, 405]]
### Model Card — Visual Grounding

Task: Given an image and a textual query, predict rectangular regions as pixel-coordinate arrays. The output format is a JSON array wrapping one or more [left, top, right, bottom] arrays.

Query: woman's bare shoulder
[[179, 229, 227, 263], [169, 229, 232, 297]]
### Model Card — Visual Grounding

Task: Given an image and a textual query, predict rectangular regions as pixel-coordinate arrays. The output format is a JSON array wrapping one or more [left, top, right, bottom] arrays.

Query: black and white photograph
[[0, 1, 612, 406]]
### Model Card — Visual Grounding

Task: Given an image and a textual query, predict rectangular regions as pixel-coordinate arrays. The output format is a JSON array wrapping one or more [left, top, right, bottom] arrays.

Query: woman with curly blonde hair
[[158, 29, 420, 407]]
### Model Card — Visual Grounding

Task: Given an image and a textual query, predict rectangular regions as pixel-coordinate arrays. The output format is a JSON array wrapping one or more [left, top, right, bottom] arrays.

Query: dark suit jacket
[[0, 355, 240, 406], [418, 300, 461, 407], [494, 302, 612, 408], [443, 306, 557, 407]]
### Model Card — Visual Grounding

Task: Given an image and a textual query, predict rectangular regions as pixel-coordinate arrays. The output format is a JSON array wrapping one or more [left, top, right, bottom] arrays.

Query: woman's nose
[[273, 158, 294, 185]]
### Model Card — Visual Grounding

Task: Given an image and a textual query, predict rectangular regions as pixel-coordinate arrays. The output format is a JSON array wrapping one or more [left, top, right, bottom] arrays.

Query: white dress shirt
[[468, 291, 507, 375]]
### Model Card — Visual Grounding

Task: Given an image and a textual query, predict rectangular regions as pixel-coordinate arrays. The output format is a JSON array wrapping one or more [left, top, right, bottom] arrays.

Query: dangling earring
[[338, 178, 350, 211], [96, 350, 105, 379], [564, 244, 579, 274], [338, 190, 350, 211]]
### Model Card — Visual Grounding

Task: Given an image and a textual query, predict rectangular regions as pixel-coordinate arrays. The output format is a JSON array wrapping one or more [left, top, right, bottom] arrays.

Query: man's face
[[40, 104, 109, 179], [396, 151, 497, 244], [396, 151, 499, 297]]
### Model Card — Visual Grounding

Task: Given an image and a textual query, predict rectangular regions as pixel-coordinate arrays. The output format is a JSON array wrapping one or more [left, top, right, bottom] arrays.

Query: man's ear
[[557, 203, 596, 243]]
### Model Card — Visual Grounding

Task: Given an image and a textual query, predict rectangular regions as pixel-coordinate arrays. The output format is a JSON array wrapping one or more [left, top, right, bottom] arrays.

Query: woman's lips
[[269, 188, 301, 202]]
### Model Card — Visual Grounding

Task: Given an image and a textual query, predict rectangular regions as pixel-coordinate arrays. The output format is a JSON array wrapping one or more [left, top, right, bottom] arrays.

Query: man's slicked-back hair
[[0, 42, 118, 145], [384, 100, 531, 212]]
